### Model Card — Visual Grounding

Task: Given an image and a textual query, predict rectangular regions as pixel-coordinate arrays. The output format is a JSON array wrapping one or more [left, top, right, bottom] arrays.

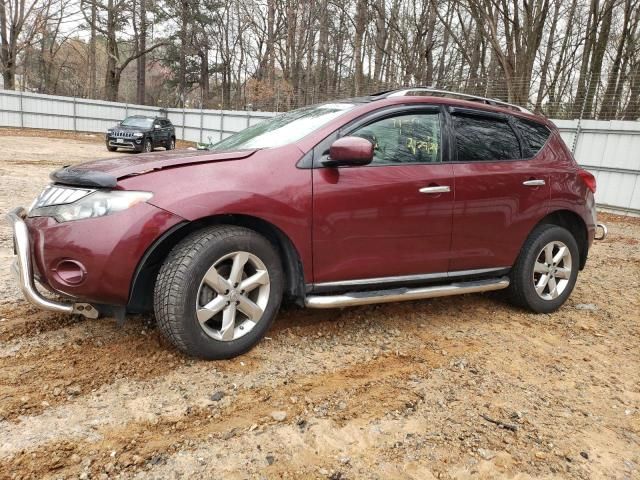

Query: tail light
[[578, 169, 596, 193]]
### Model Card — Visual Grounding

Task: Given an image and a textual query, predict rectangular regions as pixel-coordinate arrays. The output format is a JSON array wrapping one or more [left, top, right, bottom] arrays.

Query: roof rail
[[385, 87, 532, 113]]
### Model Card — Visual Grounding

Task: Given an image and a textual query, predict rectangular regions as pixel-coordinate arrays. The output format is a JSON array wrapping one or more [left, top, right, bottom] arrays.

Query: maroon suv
[[8, 88, 607, 359]]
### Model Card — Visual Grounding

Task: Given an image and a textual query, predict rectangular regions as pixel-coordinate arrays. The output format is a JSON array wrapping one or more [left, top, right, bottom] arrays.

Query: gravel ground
[[0, 131, 638, 480]]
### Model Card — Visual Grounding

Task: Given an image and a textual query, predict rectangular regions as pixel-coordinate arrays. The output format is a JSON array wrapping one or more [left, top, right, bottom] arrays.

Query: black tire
[[154, 225, 284, 359], [166, 136, 176, 150], [107, 145, 118, 152], [143, 138, 153, 153], [507, 224, 580, 313]]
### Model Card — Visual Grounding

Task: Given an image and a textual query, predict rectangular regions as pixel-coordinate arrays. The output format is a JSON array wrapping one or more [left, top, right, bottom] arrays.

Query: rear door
[[161, 119, 172, 143], [312, 107, 455, 284], [448, 108, 550, 271]]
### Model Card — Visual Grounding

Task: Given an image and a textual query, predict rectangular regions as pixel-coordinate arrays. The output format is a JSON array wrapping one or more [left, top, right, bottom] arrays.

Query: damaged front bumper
[[6, 207, 99, 319]]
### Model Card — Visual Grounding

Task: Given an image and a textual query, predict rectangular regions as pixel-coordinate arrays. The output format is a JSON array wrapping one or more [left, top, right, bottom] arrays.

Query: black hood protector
[[50, 166, 118, 188]]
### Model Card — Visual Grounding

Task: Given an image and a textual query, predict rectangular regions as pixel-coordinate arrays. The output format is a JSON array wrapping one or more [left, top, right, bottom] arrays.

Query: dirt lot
[[0, 129, 638, 480]]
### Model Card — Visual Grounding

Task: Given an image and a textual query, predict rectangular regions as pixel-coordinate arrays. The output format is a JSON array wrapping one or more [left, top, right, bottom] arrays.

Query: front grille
[[112, 130, 136, 138], [31, 185, 94, 210]]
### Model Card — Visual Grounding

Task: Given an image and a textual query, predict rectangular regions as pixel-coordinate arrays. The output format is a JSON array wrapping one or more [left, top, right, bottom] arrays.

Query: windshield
[[121, 117, 154, 128], [210, 103, 356, 151]]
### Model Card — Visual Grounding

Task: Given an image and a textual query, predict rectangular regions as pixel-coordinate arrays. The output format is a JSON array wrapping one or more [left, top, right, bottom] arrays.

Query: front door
[[448, 109, 550, 271], [312, 110, 454, 284]]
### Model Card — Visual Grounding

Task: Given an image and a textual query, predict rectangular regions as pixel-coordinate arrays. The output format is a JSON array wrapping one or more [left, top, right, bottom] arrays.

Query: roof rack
[[384, 87, 531, 114]]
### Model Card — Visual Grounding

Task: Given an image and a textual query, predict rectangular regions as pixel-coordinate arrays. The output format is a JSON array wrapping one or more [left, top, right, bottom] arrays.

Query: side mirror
[[154, 124, 161, 129], [323, 136, 374, 167]]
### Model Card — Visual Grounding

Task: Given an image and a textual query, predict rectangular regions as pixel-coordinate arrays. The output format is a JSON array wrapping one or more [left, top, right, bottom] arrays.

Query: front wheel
[[154, 226, 284, 359], [508, 224, 580, 313], [143, 138, 153, 153]]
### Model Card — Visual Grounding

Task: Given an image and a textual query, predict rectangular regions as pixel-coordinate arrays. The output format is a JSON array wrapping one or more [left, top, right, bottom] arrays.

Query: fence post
[[18, 91, 24, 128], [246, 110, 251, 128], [572, 77, 591, 155], [182, 107, 186, 141], [219, 111, 224, 141], [200, 108, 204, 143], [72, 97, 77, 132]]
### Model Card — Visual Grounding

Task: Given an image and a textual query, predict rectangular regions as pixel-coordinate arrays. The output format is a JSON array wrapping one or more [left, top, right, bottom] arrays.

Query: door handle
[[523, 179, 545, 186], [419, 186, 451, 194]]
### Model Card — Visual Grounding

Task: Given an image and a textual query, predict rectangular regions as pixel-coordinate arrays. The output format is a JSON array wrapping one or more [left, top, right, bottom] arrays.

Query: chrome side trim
[[313, 267, 509, 290], [595, 223, 608, 240], [6, 207, 99, 319], [305, 277, 510, 309]]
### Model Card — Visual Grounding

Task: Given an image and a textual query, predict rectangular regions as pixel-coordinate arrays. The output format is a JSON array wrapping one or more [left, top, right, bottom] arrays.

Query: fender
[[118, 144, 313, 284]]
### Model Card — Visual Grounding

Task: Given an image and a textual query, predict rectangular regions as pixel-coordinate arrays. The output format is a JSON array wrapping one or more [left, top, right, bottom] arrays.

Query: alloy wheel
[[532, 240, 572, 300], [195, 251, 270, 341]]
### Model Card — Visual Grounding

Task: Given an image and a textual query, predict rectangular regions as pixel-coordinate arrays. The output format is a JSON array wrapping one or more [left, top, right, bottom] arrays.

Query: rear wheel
[[508, 224, 579, 313], [154, 226, 284, 359], [166, 137, 176, 150]]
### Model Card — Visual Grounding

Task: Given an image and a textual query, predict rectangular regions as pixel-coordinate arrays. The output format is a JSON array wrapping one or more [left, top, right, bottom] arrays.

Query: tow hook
[[595, 223, 608, 241]]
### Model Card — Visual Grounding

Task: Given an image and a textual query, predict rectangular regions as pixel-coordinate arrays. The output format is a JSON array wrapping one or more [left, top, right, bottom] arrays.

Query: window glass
[[121, 117, 154, 128], [453, 114, 520, 161], [514, 118, 550, 156], [211, 103, 356, 151], [350, 113, 441, 165]]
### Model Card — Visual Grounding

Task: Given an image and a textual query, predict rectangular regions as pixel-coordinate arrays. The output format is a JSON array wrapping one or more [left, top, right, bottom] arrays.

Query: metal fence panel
[[1, 89, 638, 214], [555, 119, 640, 214]]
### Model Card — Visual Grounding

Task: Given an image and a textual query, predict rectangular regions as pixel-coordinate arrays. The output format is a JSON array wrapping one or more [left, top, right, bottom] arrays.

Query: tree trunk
[[178, 0, 189, 107], [316, 0, 329, 99], [584, 0, 615, 117], [534, 0, 560, 112], [573, 0, 598, 118], [266, 0, 275, 85], [0, 0, 15, 90], [599, 0, 631, 119], [104, 0, 119, 101], [89, 0, 97, 98], [353, 0, 367, 95], [136, 0, 147, 105]]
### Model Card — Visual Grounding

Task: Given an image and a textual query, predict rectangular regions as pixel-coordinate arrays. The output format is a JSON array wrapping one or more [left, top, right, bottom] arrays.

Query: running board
[[305, 276, 510, 309]]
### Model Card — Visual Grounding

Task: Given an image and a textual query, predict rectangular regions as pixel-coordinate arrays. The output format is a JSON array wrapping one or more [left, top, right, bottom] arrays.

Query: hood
[[110, 124, 148, 131], [50, 149, 257, 188]]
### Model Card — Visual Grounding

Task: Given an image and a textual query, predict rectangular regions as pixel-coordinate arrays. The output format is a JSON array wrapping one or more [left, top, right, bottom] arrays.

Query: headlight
[[107, 129, 113, 135], [29, 190, 153, 223], [133, 132, 144, 137]]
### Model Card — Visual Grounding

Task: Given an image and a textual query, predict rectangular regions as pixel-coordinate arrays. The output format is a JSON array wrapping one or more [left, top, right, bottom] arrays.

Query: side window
[[452, 114, 521, 162], [350, 113, 441, 165], [514, 118, 550, 157]]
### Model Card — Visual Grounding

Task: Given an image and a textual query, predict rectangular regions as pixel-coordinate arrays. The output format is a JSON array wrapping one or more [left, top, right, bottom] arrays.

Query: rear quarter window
[[514, 118, 551, 157], [452, 114, 521, 162]]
